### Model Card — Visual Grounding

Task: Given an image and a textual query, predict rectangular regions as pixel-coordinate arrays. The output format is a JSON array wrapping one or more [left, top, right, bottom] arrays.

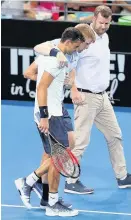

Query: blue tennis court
[[1, 101, 131, 220]]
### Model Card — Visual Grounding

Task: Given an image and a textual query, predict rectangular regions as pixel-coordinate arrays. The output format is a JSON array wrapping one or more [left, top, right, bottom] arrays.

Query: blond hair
[[94, 5, 112, 18], [75, 23, 96, 42]]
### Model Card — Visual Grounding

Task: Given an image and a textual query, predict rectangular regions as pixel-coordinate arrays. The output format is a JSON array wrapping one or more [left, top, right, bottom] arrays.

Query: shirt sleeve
[[44, 57, 60, 78], [34, 55, 42, 65], [35, 55, 60, 78]]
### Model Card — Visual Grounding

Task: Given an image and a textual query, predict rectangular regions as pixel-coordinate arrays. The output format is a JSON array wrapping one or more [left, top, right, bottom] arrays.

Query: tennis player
[[15, 27, 86, 217]]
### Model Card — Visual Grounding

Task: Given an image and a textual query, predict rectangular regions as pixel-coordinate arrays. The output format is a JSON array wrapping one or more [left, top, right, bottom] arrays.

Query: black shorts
[[37, 116, 69, 155], [62, 106, 73, 132]]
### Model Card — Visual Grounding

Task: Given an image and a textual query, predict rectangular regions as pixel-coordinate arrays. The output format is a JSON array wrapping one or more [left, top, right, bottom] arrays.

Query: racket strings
[[51, 143, 75, 176], [67, 150, 81, 178]]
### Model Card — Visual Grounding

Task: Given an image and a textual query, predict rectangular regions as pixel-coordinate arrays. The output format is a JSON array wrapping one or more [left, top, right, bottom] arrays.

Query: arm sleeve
[[44, 58, 60, 78], [34, 55, 42, 65], [35, 55, 63, 78]]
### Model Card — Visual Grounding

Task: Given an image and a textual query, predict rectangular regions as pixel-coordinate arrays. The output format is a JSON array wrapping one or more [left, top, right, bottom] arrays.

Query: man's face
[[77, 38, 94, 53], [65, 40, 82, 55], [92, 13, 111, 35]]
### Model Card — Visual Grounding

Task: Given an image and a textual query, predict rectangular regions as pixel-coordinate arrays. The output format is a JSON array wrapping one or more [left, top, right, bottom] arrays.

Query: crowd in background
[[1, 0, 131, 22]]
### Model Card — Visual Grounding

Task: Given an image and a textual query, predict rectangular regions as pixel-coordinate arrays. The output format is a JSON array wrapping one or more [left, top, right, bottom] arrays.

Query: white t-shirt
[[34, 55, 68, 125], [76, 32, 110, 92]]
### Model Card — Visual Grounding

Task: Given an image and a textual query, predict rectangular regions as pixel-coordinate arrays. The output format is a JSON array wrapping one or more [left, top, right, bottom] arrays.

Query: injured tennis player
[[14, 27, 86, 217]]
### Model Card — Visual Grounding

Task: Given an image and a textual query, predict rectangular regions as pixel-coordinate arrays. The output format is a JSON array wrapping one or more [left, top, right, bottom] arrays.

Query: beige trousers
[[72, 92, 127, 180]]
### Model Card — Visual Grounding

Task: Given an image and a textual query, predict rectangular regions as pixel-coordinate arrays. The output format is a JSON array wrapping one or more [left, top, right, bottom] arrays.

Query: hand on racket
[[38, 118, 49, 134], [47, 132, 81, 178]]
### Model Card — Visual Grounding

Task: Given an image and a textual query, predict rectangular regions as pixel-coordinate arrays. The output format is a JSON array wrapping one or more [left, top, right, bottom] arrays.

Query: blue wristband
[[39, 106, 49, 118], [50, 48, 59, 57]]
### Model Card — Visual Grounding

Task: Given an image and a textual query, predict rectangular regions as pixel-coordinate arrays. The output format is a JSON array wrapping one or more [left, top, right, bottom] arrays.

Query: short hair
[[94, 5, 112, 18], [75, 24, 96, 42], [61, 27, 85, 43]]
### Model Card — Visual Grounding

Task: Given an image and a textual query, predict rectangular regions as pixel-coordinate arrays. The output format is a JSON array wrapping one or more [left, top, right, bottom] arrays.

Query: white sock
[[48, 192, 58, 206], [66, 177, 78, 184], [42, 179, 48, 184], [26, 172, 39, 187], [120, 175, 127, 181]]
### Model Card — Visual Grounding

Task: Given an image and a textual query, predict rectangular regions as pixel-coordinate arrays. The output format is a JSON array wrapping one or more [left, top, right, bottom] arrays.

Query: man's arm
[[37, 71, 54, 106], [24, 61, 37, 81], [34, 41, 68, 68], [37, 71, 54, 133], [70, 69, 85, 105], [34, 41, 55, 56]]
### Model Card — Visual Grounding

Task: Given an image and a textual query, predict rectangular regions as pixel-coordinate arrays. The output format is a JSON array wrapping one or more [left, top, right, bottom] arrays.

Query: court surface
[[1, 101, 131, 220]]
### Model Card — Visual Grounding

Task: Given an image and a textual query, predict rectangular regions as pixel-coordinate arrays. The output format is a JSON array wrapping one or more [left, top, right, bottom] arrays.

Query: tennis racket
[[47, 132, 80, 178]]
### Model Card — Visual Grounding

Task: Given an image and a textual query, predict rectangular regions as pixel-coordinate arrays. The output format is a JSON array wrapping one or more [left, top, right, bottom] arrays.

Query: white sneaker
[[40, 197, 72, 209], [15, 178, 32, 209], [46, 201, 78, 217]]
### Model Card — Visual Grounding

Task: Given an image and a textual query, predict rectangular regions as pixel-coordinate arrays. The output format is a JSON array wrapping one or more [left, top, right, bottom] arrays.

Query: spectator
[[1, 1, 37, 18], [77, 0, 105, 22], [112, 0, 131, 15], [80, 0, 105, 12]]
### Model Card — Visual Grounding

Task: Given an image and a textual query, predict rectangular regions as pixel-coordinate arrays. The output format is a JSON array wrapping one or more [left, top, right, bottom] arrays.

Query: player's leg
[[15, 117, 78, 216], [32, 153, 49, 201], [44, 116, 78, 216], [14, 122, 53, 208], [34, 151, 72, 209], [34, 106, 74, 208], [14, 157, 50, 209]]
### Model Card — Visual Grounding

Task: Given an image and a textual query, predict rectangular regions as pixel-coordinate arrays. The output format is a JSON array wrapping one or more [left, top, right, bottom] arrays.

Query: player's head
[[60, 27, 85, 55], [75, 24, 96, 52], [92, 5, 112, 35]]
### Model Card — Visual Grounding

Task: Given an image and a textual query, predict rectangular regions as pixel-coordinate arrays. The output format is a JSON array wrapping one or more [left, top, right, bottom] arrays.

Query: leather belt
[[77, 88, 105, 95]]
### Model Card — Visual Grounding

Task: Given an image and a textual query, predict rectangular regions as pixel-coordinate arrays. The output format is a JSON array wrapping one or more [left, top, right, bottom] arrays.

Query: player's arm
[[24, 61, 37, 81], [34, 41, 67, 68], [37, 71, 54, 133], [37, 71, 54, 107], [34, 41, 55, 56]]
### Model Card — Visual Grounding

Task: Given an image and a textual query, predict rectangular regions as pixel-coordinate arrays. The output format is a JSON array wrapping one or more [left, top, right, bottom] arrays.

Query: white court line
[[1, 204, 131, 216]]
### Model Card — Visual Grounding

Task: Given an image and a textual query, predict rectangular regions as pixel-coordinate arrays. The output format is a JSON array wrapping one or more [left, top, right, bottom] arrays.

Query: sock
[[66, 177, 78, 184], [37, 178, 42, 184], [48, 192, 58, 206], [120, 175, 127, 181], [26, 172, 39, 187], [42, 183, 49, 201]]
